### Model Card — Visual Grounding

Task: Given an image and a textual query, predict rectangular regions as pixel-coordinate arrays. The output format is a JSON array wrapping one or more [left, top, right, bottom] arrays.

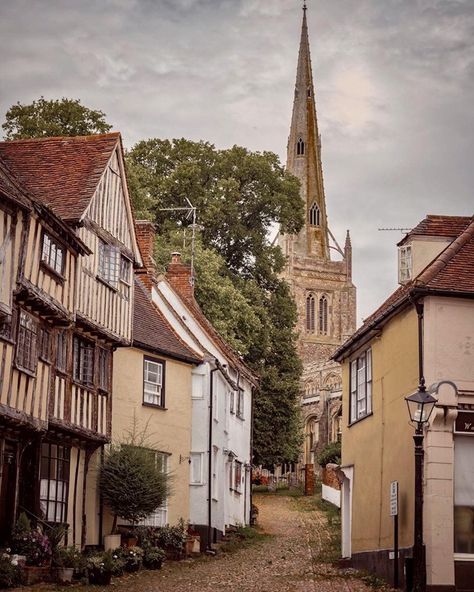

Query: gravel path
[[71, 493, 376, 592]]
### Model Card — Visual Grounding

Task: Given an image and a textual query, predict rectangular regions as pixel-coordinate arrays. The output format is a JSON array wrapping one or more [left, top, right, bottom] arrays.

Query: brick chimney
[[135, 220, 157, 291], [167, 252, 194, 302]]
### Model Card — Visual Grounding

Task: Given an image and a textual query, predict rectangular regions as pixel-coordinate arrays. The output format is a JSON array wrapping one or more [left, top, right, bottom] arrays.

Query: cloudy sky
[[1, 0, 473, 323]]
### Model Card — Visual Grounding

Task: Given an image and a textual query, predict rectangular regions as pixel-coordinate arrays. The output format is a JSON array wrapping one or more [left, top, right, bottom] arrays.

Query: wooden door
[[0, 442, 17, 544]]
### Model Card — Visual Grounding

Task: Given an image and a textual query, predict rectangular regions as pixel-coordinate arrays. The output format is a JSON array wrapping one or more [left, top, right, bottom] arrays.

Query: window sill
[[190, 482, 204, 486], [142, 402, 167, 411], [14, 363, 37, 378], [0, 335, 15, 345], [348, 412, 373, 427], [236, 414, 245, 421], [72, 379, 94, 391], [40, 261, 65, 284], [96, 276, 118, 292], [39, 356, 52, 365]]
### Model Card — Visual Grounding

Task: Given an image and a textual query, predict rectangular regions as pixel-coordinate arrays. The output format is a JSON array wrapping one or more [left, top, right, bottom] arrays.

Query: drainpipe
[[249, 385, 255, 525], [207, 363, 219, 551]]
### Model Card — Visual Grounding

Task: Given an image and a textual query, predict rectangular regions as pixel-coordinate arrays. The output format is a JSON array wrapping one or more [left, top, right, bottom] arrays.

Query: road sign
[[390, 481, 398, 516]]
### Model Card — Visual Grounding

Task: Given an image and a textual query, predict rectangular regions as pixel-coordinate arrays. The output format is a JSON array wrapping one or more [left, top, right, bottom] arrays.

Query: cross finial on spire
[[303, 1, 307, 12]]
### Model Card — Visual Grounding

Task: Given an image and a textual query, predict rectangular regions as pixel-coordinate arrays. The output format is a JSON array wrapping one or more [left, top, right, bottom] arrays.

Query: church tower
[[279, 4, 356, 461]]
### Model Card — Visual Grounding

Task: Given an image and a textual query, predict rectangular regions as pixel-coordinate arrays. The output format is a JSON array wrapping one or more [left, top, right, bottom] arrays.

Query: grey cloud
[[1, 0, 473, 323]]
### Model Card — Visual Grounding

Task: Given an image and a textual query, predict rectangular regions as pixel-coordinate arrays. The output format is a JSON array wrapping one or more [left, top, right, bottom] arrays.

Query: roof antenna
[[158, 198, 198, 287]]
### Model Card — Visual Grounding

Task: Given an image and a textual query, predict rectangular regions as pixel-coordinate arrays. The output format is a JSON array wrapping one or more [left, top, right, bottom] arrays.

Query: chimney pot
[[171, 252, 182, 264]]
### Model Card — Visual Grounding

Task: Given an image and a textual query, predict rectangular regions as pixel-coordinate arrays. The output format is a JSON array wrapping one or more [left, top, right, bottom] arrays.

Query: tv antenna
[[158, 196, 198, 286], [378, 227, 412, 234]]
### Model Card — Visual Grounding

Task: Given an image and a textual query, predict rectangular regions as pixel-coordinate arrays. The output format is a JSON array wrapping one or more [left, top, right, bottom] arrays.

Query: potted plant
[[11, 514, 52, 584], [87, 551, 124, 586], [120, 528, 138, 548], [53, 546, 83, 583], [143, 546, 165, 570], [0, 555, 22, 589], [121, 545, 143, 572]]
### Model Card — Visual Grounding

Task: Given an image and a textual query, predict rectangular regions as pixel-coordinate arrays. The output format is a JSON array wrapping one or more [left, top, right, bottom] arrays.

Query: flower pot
[[56, 567, 74, 583], [24, 565, 51, 585], [125, 562, 141, 572], [88, 570, 112, 586], [104, 534, 121, 551], [123, 536, 138, 548]]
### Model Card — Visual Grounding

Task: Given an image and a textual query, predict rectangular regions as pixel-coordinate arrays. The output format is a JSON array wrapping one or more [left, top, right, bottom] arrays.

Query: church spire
[[286, 3, 329, 260]]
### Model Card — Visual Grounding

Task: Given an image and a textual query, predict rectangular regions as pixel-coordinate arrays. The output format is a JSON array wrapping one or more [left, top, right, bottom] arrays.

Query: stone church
[[278, 5, 357, 465]]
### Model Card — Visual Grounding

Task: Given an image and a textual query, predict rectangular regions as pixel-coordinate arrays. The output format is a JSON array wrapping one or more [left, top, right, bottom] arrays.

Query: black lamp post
[[405, 384, 437, 592]]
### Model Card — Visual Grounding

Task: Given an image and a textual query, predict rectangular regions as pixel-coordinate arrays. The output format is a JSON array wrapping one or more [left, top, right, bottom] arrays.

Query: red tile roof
[[398, 214, 471, 246], [0, 133, 120, 222], [133, 278, 202, 365], [335, 215, 474, 360], [0, 157, 31, 209]]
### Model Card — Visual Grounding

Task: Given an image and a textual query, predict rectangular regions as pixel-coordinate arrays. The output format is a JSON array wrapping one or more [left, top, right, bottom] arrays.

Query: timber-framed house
[[0, 133, 142, 547]]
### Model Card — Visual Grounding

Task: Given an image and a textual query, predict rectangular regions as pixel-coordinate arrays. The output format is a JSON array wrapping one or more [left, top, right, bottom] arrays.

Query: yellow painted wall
[[108, 346, 193, 528], [341, 305, 419, 553]]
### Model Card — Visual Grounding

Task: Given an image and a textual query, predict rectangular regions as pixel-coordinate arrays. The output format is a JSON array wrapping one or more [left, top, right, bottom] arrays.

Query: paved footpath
[[74, 493, 380, 592]]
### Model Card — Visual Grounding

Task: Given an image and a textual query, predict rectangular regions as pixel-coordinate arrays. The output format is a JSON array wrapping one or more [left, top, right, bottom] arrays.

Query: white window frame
[[126, 452, 169, 527], [98, 240, 120, 286], [398, 245, 412, 283], [143, 357, 165, 407], [212, 446, 219, 500], [349, 348, 372, 423], [190, 452, 204, 485], [237, 389, 244, 420], [41, 232, 65, 276], [192, 371, 205, 399]]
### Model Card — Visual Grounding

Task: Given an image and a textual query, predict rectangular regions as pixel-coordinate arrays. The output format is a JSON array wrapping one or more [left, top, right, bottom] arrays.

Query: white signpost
[[390, 480, 398, 516], [390, 480, 399, 588]]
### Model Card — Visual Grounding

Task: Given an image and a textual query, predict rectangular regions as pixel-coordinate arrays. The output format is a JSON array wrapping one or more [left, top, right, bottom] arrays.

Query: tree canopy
[[2, 97, 112, 140], [128, 139, 305, 466]]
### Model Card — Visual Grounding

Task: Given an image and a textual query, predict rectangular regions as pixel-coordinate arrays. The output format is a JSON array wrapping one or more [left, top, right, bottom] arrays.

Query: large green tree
[[2, 97, 112, 140], [127, 139, 305, 466]]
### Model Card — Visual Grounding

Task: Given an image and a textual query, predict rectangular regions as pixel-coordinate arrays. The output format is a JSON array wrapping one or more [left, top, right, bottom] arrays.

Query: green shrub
[[316, 441, 341, 467], [0, 556, 22, 588]]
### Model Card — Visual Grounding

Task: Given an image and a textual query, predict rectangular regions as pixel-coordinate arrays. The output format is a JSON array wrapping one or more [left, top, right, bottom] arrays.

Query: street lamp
[[405, 384, 438, 592]]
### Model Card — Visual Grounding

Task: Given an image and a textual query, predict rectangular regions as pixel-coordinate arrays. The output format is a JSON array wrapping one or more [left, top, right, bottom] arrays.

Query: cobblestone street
[[56, 493, 381, 592]]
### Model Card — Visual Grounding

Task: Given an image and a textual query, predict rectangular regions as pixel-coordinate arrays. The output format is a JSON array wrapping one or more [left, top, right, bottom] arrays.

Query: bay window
[[16, 310, 38, 373], [73, 336, 94, 387], [41, 233, 65, 276], [98, 240, 120, 286]]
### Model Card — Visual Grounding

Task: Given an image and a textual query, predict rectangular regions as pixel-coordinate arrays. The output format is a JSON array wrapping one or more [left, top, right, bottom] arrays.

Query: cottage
[[135, 221, 258, 549], [0, 134, 141, 547], [334, 215, 474, 591]]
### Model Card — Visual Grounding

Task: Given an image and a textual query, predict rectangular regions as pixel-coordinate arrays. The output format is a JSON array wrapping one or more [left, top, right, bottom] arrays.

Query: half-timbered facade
[[0, 134, 141, 547]]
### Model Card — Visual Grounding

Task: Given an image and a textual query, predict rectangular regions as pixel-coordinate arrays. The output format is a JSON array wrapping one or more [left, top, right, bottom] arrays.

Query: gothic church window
[[318, 295, 328, 335], [309, 202, 320, 226], [306, 293, 315, 333], [297, 138, 305, 156]]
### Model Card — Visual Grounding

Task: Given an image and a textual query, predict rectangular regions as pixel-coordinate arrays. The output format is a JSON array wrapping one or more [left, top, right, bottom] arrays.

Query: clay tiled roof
[[335, 215, 474, 360], [133, 278, 202, 365], [0, 133, 120, 222], [398, 214, 471, 246], [0, 156, 31, 209]]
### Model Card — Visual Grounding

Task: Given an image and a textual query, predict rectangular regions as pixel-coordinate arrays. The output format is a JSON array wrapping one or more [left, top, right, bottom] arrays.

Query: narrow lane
[[84, 493, 377, 592]]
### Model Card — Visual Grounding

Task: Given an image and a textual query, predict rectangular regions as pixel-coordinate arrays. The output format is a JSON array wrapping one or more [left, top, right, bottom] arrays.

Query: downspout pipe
[[207, 363, 219, 551]]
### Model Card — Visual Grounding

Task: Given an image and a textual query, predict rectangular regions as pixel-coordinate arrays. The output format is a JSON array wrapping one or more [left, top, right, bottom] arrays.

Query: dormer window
[[399, 245, 412, 283], [297, 138, 305, 156], [309, 202, 320, 226]]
